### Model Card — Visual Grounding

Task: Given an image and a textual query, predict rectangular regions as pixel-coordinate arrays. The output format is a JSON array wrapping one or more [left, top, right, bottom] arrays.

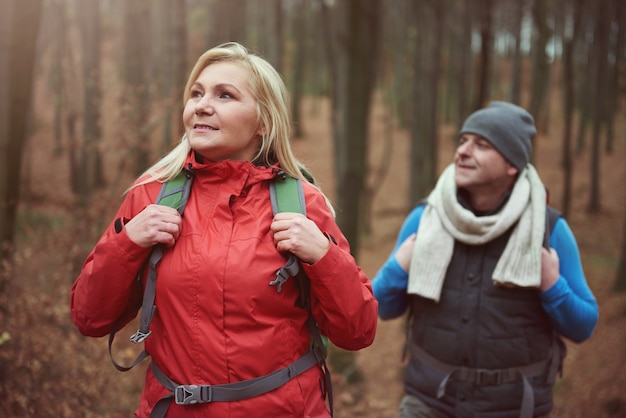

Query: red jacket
[[71, 157, 377, 417]]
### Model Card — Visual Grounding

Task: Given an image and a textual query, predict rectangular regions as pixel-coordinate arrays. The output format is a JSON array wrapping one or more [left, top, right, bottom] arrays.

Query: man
[[372, 102, 598, 418]]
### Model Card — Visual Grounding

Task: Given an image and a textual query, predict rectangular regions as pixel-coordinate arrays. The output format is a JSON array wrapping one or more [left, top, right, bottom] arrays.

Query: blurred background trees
[[2, 0, 624, 271], [2, 0, 626, 334], [1, 0, 626, 415]]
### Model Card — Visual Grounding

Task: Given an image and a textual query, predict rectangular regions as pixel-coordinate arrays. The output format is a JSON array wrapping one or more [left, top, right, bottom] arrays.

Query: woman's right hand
[[124, 204, 182, 248]]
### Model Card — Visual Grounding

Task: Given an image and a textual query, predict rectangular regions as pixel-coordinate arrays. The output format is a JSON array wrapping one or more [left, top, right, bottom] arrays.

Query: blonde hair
[[134, 42, 308, 187]]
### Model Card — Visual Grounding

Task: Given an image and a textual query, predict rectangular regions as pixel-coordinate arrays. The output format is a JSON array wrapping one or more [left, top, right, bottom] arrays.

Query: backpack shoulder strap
[[268, 174, 306, 292], [268, 172, 333, 413], [544, 207, 561, 249], [109, 167, 194, 372], [155, 168, 194, 214], [269, 175, 306, 215]]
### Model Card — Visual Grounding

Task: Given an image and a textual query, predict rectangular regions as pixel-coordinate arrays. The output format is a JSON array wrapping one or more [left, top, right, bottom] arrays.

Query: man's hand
[[395, 233, 416, 272], [540, 247, 560, 291]]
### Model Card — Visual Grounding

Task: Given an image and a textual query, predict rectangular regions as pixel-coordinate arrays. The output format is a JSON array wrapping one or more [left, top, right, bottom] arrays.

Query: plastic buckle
[[475, 369, 501, 386], [129, 329, 151, 344], [175, 385, 210, 405], [269, 268, 289, 292]]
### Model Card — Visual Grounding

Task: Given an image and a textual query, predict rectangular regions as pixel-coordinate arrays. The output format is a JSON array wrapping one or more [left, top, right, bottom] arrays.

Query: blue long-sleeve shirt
[[372, 205, 599, 343]]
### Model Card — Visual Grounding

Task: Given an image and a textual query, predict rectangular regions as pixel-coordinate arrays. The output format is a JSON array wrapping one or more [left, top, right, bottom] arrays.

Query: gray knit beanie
[[459, 101, 536, 171]]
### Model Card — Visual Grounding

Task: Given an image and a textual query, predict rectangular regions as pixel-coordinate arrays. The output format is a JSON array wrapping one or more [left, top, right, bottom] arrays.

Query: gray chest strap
[[411, 339, 560, 418]]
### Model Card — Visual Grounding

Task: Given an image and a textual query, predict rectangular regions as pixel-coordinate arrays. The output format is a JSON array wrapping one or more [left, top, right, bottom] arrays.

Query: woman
[[71, 42, 377, 418]]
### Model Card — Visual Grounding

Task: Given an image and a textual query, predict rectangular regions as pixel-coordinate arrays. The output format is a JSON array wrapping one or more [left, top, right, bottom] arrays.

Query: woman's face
[[183, 62, 263, 162]]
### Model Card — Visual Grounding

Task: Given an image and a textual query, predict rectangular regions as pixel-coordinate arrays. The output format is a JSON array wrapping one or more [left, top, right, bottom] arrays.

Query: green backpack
[[108, 167, 333, 416]]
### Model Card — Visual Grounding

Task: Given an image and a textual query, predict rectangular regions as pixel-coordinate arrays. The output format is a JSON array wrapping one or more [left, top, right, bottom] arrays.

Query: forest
[[1, 0, 626, 416]]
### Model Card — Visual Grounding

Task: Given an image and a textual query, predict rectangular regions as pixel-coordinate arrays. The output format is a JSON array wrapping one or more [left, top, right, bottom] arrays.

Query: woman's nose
[[195, 96, 214, 115]]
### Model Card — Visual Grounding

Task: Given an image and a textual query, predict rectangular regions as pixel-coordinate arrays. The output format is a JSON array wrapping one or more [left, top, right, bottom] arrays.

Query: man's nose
[[456, 141, 472, 156]]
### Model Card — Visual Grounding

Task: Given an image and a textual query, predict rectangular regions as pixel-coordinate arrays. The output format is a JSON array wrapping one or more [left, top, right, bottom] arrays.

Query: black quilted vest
[[405, 220, 565, 418]]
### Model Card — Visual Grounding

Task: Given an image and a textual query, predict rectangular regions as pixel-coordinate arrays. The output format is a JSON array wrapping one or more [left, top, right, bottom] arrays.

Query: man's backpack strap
[[108, 167, 194, 372], [544, 207, 561, 249]]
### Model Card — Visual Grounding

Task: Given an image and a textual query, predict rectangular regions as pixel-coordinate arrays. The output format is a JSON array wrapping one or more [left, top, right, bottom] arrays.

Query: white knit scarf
[[407, 163, 546, 302]]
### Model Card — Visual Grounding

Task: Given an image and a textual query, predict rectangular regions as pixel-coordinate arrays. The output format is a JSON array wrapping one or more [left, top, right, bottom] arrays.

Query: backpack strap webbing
[[149, 347, 324, 417], [268, 173, 333, 415], [108, 167, 194, 372]]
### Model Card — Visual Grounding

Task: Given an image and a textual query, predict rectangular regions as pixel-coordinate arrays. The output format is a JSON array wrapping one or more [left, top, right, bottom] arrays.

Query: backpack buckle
[[269, 268, 290, 292], [474, 369, 502, 386], [129, 329, 151, 344], [175, 384, 209, 405]]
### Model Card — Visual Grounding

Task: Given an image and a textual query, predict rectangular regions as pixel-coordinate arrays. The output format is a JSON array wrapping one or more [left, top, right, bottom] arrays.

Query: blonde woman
[[71, 43, 377, 418]]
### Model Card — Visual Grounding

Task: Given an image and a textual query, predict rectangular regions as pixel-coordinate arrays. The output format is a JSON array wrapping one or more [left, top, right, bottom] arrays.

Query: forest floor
[[1, 96, 625, 418]]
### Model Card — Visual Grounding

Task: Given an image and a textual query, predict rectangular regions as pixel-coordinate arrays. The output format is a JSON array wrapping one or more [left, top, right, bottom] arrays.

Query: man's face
[[454, 133, 519, 194]]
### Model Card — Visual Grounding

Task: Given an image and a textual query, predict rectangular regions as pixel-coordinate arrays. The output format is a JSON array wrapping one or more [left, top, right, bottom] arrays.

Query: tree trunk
[[252, 0, 283, 72], [474, 0, 493, 110], [339, 0, 381, 256], [77, 0, 104, 206], [528, 0, 551, 146], [0, 0, 43, 279], [321, 0, 381, 385], [588, 0, 609, 214], [614, 106, 626, 292], [603, 0, 623, 155], [123, 0, 152, 175], [409, 0, 445, 205], [49, 0, 66, 156], [560, 0, 583, 219], [509, 0, 524, 105], [290, 0, 310, 139], [209, 0, 248, 47]]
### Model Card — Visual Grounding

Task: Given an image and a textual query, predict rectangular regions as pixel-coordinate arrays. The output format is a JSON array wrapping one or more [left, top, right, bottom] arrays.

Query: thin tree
[[322, 0, 381, 256], [509, 0, 525, 105], [409, 0, 445, 204], [289, 0, 310, 139], [320, 0, 381, 385], [474, 0, 493, 111], [208, 0, 248, 47], [527, 0, 552, 140], [75, 0, 105, 206], [0, 0, 43, 280], [614, 98, 626, 292], [603, 0, 624, 155], [153, 0, 188, 152], [588, 0, 610, 214], [560, 0, 583, 219], [123, 0, 152, 175]]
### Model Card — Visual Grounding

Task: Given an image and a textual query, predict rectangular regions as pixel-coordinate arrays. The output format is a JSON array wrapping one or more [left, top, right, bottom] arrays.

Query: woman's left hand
[[270, 212, 330, 264]]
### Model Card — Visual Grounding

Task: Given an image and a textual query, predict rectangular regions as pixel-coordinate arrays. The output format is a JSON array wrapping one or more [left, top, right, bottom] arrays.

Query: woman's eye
[[218, 91, 233, 99], [190, 89, 203, 98]]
